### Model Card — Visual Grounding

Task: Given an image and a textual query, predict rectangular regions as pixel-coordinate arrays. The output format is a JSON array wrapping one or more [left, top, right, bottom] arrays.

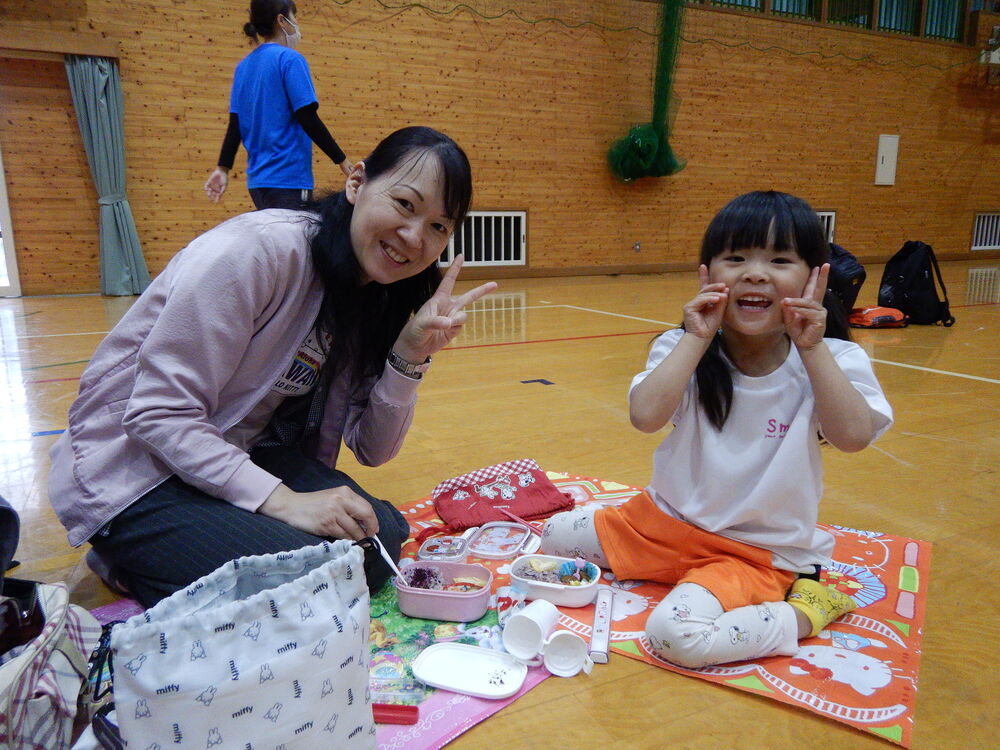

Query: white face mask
[[281, 16, 301, 48]]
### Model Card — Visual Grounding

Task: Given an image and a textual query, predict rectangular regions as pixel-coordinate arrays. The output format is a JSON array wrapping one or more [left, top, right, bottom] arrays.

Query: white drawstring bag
[[110, 540, 374, 749]]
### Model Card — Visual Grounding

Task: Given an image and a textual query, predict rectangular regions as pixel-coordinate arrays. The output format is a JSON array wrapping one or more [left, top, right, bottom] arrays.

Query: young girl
[[542, 191, 893, 668]]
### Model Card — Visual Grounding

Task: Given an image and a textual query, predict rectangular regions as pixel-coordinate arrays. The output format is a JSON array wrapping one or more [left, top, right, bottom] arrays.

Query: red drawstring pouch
[[414, 459, 575, 544]]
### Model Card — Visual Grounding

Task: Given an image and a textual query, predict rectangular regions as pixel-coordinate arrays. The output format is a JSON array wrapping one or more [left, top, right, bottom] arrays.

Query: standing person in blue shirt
[[204, 0, 354, 209]]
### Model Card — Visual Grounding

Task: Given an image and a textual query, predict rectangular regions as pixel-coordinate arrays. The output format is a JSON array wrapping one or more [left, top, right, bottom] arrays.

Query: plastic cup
[[501, 598, 559, 662], [542, 630, 593, 677], [501, 599, 594, 677]]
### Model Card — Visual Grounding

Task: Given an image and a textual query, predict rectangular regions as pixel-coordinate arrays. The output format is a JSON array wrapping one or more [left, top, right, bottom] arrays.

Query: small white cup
[[542, 630, 593, 678], [501, 599, 593, 678], [502, 599, 559, 661]]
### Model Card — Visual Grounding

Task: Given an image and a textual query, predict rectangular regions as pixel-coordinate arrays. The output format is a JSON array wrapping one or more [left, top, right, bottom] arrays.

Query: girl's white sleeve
[[829, 340, 894, 442], [627, 328, 691, 425]]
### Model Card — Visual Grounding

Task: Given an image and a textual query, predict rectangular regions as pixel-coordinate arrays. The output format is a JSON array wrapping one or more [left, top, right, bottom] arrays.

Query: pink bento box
[[394, 561, 493, 622]]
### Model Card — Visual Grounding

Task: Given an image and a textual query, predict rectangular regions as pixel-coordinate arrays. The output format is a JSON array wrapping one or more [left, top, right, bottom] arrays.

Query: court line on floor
[[551, 303, 1000, 385], [447, 328, 663, 351], [14, 330, 109, 339], [18, 304, 999, 387], [869, 359, 1000, 385]]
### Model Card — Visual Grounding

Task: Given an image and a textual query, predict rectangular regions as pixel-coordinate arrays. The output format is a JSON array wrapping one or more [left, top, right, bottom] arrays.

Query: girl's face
[[345, 154, 455, 285], [708, 245, 811, 336]]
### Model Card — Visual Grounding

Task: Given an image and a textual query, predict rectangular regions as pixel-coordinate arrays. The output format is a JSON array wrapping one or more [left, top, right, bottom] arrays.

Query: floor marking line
[[553, 303, 998, 385], [559, 304, 678, 327], [448, 329, 663, 351], [25, 359, 91, 371], [869, 359, 999, 385], [13, 330, 109, 340]]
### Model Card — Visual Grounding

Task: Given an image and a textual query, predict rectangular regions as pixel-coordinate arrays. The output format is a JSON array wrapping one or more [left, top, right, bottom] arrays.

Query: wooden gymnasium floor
[[1, 260, 997, 749]]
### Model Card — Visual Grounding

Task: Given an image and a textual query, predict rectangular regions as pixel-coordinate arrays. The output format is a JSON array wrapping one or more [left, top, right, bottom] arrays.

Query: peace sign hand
[[682, 264, 728, 340], [391, 254, 498, 365], [782, 263, 830, 351]]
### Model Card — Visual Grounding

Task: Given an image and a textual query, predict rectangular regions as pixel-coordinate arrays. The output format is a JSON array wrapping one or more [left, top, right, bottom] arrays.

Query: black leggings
[[90, 445, 409, 607], [249, 187, 312, 210]]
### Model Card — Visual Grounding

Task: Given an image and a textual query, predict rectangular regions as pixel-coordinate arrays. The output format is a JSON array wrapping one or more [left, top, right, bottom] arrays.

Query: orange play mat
[[402, 472, 930, 747]]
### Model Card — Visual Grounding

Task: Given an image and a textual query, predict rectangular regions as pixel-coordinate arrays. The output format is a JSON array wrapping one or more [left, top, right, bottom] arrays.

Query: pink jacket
[[49, 210, 420, 546]]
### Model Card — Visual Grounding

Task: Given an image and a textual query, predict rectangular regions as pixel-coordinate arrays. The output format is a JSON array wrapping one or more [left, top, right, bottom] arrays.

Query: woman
[[51, 126, 494, 607], [204, 0, 353, 209]]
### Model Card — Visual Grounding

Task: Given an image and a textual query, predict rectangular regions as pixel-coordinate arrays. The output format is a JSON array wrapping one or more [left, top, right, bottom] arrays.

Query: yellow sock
[[787, 578, 857, 637]]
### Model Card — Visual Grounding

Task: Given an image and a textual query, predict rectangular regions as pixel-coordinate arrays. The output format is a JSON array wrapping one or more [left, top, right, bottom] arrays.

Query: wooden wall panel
[[0, 1, 996, 293], [0, 57, 100, 294]]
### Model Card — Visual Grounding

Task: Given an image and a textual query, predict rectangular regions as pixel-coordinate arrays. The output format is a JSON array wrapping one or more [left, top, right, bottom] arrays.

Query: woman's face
[[346, 153, 455, 285]]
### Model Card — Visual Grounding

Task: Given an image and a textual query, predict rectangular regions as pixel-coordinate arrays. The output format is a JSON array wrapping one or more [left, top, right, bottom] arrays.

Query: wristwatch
[[387, 351, 430, 380]]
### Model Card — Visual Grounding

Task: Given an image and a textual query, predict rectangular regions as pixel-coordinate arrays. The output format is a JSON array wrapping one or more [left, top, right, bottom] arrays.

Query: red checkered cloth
[[416, 459, 575, 543]]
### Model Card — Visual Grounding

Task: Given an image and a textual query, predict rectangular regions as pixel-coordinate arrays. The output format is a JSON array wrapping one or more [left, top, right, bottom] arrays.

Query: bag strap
[[925, 247, 956, 326], [0, 583, 70, 731]]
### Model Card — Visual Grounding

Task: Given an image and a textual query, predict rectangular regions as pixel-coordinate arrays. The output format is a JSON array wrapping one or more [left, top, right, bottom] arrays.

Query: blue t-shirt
[[230, 44, 317, 190]]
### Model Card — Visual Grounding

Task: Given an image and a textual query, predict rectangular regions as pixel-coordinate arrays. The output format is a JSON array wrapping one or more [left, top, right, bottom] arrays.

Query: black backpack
[[827, 243, 866, 317], [878, 241, 955, 326]]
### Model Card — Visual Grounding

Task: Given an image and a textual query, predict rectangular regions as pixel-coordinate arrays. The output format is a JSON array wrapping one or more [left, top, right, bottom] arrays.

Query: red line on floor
[[447, 329, 664, 351]]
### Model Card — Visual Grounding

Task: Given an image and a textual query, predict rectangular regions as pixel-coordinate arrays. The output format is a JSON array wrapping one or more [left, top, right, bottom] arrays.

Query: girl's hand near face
[[782, 263, 830, 351], [683, 264, 728, 339], [391, 254, 497, 365]]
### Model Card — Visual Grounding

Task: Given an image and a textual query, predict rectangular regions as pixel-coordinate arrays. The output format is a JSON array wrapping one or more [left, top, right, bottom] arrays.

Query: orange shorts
[[594, 491, 796, 611]]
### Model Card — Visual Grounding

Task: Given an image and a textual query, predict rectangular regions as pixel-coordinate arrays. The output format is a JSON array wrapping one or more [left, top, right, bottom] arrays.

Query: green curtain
[[65, 55, 150, 296]]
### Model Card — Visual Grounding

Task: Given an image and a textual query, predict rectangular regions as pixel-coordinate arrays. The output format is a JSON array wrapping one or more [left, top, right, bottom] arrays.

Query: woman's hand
[[258, 483, 379, 540], [204, 166, 229, 203], [783, 263, 830, 351], [391, 254, 498, 363], [683, 264, 728, 339], [338, 159, 355, 178]]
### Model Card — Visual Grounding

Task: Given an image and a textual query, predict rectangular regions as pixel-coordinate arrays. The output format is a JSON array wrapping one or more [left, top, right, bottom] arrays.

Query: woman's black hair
[[244, 0, 297, 40], [304, 126, 473, 385], [692, 190, 851, 430]]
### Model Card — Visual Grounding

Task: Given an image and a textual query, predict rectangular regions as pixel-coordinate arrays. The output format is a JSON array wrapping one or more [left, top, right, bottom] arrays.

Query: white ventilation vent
[[817, 211, 836, 243], [972, 213, 1000, 251], [966, 267, 999, 304], [440, 211, 526, 267]]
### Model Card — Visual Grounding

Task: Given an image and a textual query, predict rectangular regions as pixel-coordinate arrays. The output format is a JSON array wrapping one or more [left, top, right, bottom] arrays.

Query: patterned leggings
[[541, 506, 801, 668]]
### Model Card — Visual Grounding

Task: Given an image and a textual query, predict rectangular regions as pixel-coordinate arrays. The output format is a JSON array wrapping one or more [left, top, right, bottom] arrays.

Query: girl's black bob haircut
[[699, 191, 830, 270], [689, 190, 848, 431]]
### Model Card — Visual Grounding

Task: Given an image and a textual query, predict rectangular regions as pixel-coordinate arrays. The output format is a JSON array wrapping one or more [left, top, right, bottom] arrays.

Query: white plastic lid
[[465, 522, 533, 559], [417, 536, 468, 562], [411, 643, 528, 699]]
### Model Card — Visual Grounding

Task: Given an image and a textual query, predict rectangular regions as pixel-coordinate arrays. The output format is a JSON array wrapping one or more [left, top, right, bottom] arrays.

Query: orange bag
[[848, 306, 908, 328]]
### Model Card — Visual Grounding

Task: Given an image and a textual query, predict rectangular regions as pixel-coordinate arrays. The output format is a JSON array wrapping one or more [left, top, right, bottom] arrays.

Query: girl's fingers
[[800, 265, 819, 300], [698, 264, 710, 288]]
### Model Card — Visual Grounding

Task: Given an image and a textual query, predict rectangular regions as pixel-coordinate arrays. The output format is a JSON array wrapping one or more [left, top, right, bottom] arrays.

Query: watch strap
[[387, 351, 430, 379]]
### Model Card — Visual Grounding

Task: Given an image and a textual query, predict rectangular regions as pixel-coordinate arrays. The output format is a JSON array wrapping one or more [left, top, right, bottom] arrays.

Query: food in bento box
[[444, 575, 487, 592], [514, 557, 598, 586], [404, 566, 446, 590]]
